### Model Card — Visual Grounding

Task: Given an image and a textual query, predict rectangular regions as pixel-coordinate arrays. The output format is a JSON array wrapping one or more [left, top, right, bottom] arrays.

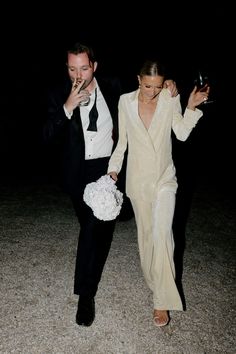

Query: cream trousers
[[131, 190, 183, 310]]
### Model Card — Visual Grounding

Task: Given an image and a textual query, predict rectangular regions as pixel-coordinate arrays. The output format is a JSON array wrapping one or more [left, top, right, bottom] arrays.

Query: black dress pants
[[72, 157, 116, 297]]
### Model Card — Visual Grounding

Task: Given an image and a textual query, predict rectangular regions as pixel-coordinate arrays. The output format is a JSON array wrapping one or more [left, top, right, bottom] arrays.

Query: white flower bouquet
[[83, 175, 123, 221]]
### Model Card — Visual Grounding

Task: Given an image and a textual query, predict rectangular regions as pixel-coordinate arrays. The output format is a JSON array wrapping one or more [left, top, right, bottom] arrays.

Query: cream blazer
[[108, 88, 203, 202]]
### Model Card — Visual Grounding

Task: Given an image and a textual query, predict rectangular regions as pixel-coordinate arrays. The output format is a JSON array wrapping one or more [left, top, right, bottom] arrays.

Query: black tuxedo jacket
[[43, 75, 122, 199]]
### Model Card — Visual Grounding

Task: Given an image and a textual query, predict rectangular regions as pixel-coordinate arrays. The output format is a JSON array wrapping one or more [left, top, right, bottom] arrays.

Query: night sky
[[1, 4, 232, 189]]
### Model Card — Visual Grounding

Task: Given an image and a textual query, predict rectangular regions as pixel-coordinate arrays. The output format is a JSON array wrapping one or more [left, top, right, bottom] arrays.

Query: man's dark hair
[[67, 42, 96, 64]]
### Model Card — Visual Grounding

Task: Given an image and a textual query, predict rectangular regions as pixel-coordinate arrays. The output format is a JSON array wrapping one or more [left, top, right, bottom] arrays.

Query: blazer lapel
[[129, 90, 157, 152]]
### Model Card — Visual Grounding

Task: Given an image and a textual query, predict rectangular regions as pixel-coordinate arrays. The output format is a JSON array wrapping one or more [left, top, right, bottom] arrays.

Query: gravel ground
[[0, 179, 235, 354]]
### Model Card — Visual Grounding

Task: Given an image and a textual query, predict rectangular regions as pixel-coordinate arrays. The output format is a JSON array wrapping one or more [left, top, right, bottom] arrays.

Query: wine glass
[[194, 71, 214, 105]]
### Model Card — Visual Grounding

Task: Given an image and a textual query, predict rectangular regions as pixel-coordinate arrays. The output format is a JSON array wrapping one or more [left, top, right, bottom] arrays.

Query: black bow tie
[[87, 88, 98, 132]]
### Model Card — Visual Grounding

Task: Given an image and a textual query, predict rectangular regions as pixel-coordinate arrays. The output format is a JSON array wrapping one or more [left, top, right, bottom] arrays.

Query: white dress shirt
[[64, 80, 114, 160]]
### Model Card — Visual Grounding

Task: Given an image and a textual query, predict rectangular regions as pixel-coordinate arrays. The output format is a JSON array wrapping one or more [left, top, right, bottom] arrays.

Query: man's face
[[67, 52, 97, 89]]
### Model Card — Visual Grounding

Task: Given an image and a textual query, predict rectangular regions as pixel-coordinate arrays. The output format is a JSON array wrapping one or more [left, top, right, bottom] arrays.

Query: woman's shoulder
[[120, 90, 137, 101]]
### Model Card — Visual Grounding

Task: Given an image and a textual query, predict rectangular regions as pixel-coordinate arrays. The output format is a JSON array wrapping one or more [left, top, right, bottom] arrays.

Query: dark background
[[0, 4, 232, 191]]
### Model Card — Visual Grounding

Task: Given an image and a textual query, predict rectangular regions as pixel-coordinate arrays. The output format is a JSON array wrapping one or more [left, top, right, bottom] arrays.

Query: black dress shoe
[[76, 296, 95, 327]]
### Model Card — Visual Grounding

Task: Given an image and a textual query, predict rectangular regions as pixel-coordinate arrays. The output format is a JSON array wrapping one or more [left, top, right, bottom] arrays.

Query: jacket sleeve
[[42, 87, 70, 144], [172, 95, 203, 141], [107, 97, 128, 174]]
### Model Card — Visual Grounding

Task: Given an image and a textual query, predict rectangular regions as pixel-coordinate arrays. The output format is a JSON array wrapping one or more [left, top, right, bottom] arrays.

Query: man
[[43, 42, 178, 327]]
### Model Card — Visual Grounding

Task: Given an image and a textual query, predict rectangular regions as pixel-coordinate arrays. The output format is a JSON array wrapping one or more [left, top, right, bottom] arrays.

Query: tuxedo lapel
[[97, 76, 120, 119], [97, 76, 121, 145]]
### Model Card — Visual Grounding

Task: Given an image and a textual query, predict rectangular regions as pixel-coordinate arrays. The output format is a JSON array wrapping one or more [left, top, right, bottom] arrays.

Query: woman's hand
[[108, 172, 118, 182], [187, 85, 210, 110], [163, 80, 178, 97]]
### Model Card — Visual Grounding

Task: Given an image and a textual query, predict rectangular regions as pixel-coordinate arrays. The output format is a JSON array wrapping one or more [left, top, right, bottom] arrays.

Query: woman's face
[[138, 75, 164, 100]]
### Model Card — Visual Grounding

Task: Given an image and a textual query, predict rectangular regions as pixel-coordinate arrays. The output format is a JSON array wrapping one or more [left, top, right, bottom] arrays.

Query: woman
[[107, 60, 209, 327]]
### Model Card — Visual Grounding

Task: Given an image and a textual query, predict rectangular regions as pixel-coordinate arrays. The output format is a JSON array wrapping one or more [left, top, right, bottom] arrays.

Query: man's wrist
[[63, 105, 73, 119]]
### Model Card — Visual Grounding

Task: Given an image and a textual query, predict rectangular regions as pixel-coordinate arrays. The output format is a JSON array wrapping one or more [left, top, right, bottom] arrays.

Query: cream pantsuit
[[108, 88, 203, 310]]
